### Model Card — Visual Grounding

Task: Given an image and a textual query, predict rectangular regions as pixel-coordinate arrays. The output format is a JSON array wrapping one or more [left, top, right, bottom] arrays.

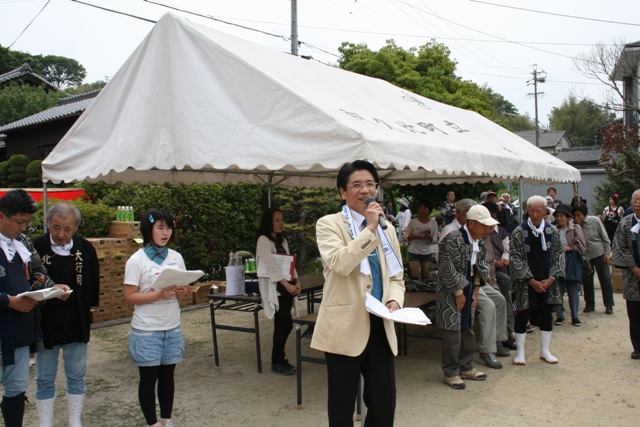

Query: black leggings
[[138, 364, 175, 425], [272, 283, 294, 364], [515, 291, 554, 333]]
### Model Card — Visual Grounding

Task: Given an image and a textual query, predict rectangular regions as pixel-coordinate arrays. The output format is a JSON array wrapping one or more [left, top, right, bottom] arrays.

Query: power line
[[70, 0, 155, 23], [143, 0, 288, 41], [470, 0, 640, 27], [8, 0, 50, 48]]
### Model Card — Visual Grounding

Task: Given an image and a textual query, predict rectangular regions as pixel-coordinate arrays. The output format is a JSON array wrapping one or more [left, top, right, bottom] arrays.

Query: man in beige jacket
[[312, 160, 405, 426]]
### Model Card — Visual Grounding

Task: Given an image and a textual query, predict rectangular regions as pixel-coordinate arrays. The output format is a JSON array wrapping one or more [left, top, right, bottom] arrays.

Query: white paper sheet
[[17, 287, 73, 302], [257, 253, 295, 281], [151, 266, 205, 289], [365, 293, 431, 325]]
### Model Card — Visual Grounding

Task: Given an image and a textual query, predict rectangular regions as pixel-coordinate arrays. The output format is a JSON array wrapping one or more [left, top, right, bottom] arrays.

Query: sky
[[1, 0, 639, 129]]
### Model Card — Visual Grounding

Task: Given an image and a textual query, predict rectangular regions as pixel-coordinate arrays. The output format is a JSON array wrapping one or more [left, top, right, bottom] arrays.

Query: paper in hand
[[151, 266, 205, 289], [365, 293, 430, 325], [17, 287, 73, 302]]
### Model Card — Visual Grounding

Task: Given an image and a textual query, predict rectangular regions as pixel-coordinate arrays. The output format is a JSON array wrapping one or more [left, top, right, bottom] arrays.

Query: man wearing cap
[[313, 160, 405, 425], [510, 195, 564, 365], [437, 204, 497, 389]]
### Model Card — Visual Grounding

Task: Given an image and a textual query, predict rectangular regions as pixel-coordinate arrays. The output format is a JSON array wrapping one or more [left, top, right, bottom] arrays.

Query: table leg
[[253, 306, 262, 373], [210, 302, 219, 367], [296, 326, 303, 409]]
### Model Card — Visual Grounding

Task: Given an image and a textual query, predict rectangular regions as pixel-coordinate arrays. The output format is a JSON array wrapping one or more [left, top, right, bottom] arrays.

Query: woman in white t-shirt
[[405, 200, 437, 280], [123, 208, 187, 427], [256, 208, 300, 375]]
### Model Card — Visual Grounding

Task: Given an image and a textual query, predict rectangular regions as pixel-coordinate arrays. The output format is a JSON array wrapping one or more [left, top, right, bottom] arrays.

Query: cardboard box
[[109, 221, 142, 239], [86, 237, 124, 257], [111, 239, 127, 256], [98, 290, 111, 307], [178, 293, 192, 308], [127, 239, 143, 255], [192, 282, 213, 304], [91, 308, 110, 324], [612, 266, 623, 293], [124, 304, 134, 318], [98, 274, 111, 292], [98, 255, 111, 276], [110, 272, 125, 288], [110, 288, 126, 306], [110, 254, 127, 273], [110, 305, 129, 320]]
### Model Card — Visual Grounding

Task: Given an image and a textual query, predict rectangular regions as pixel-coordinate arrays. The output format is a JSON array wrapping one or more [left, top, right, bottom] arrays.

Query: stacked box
[[111, 254, 127, 273], [109, 221, 142, 239], [178, 293, 193, 308], [110, 288, 126, 306], [111, 272, 125, 289], [192, 282, 214, 304], [98, 274, 111, 292], [111, 239, 127, 256], [91, 307, 110, 323], [127, 239, 143, 255], [98, 290, 111, 307], [110, 305, 129, 320], [97, 256, 111, 276]]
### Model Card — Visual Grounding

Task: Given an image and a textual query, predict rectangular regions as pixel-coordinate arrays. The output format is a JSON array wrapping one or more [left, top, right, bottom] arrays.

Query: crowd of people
[[1, 168, 639, 426]]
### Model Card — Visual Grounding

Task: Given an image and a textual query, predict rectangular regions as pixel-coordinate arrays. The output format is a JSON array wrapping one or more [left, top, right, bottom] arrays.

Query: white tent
[[41, 12, 580, 188]]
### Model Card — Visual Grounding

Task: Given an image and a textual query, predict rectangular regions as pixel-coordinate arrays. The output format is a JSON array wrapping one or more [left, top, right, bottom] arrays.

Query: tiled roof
[[0, 63, 56, 90], [555, 145, 602, 164], [0, 89, 100, 132], [515, 130, 567, 148]]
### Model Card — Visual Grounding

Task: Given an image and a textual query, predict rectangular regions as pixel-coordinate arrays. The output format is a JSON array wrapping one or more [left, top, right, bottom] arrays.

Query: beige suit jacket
[[310, 211, 405, 357]]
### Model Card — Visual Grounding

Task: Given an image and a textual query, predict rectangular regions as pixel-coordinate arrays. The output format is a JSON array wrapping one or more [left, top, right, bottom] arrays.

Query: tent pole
[[518, 177, 523, 223], [43, 182, 48, 233]]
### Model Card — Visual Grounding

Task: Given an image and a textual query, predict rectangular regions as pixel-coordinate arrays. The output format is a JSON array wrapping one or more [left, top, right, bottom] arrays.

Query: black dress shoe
[[583, 305, 595, 313], [605, 306, 613, 315], [632, 351, 640, 360], [502, 340, 517, 351]]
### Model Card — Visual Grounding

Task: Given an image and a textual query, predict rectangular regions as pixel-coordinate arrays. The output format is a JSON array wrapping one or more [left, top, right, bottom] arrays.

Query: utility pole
[[527, 64, 546, 147], [291, 0, 298, 56]]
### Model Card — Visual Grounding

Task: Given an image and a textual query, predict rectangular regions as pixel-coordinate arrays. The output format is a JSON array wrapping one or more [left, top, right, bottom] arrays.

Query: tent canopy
[[42, 12, 580, 188]]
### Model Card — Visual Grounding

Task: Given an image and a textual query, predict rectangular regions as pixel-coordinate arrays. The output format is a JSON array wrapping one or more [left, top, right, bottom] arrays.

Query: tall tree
[[338, 39, 494, 118], [40, 55, 86, 88], [549, 96, 617, 146], [64, 80, 107, 95], [573, 40, 639, 117], [481, 85, 535, 131]]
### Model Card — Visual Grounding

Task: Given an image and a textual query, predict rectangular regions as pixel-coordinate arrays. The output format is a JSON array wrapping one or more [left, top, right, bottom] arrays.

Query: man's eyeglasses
[[348, 181, 379, 191], [6, 216, 32, 228]]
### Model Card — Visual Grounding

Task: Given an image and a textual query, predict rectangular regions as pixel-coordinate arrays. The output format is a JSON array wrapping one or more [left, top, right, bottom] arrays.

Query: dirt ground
[[20, 286, 640, 427]]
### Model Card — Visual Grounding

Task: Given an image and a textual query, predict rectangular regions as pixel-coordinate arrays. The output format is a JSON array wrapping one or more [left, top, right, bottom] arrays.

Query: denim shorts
[[408, 252, 433, 263], [129, 326, 185, 367]]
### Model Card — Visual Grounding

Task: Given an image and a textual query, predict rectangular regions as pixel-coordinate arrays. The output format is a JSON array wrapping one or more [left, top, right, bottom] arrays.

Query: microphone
[[365, 197, 388, 230]]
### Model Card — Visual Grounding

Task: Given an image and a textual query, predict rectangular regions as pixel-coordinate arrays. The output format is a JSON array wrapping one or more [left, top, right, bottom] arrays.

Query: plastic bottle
[[228, 252, 235, 266], [116, 206, 123, 221], [129, 206, 135, 221]]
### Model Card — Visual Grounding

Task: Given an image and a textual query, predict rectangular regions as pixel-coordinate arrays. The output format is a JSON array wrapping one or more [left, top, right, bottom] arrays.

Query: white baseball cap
[[466, 205, 499, 226]]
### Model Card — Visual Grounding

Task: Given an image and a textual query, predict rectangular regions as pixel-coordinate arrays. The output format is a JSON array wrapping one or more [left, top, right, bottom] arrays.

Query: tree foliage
[[0, 82, 66, 126], [549, 96, 617, 146], [65, 80, 107, 95], [594, 122, 640, 210], [481, 85, 535, 131], [338, 40, 493, 117], [40, 55, 86, 88]]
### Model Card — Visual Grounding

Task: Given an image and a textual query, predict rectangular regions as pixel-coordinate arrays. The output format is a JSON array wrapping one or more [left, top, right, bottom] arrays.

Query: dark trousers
[[515, 290, 554, 333], [138, 364, 175, 425], [272, 283, 294, 364], [496, 270, 514, 334], [627, 300, 640, 352], [584, 255, 614, 308], [441, 328, 475, 378], [325, 314, 396, 427]]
